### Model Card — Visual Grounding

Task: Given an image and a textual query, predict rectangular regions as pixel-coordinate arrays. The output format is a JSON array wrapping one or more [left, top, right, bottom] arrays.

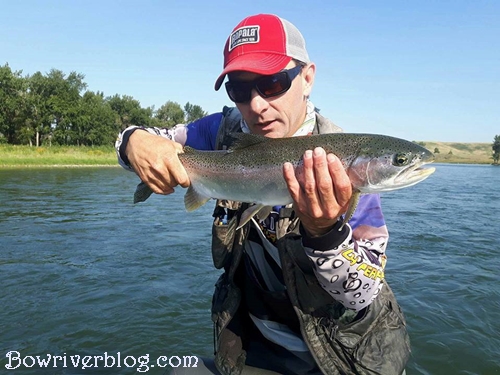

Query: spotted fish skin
[[134, 133, 435, 218]]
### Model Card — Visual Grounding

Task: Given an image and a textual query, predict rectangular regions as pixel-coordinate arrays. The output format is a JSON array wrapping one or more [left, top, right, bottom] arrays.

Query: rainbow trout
[[134, 133, 435, 227]]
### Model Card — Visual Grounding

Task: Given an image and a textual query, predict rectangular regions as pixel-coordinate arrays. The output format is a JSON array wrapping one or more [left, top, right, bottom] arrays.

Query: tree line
[[0, 63, 208, 147], [493, 135, 500, 165]]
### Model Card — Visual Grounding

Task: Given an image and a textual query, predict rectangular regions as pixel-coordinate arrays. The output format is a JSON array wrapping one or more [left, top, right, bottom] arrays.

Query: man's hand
[[283, 147, 352, 237], [126, 130, 190, 195]]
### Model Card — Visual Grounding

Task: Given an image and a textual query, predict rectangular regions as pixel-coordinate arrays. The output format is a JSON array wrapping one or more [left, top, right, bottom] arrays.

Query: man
[[116, 14, 410, 375]]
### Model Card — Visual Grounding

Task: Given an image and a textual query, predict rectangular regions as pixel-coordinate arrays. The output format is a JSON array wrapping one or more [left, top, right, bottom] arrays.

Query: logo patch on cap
[[229, 25, 260, 51]]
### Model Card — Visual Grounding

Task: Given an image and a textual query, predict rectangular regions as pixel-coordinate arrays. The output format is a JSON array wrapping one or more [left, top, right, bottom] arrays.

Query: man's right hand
[[125, 130, 190, 195]]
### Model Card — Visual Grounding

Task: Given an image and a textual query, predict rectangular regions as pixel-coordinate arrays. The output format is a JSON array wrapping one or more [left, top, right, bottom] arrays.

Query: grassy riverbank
[[0, 144, 117, 167], [0, 142, 495, 167], [417, 141, 493, 164]]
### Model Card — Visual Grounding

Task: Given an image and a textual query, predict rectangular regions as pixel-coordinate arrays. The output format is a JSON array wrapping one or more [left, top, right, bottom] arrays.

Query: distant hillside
[[416, 141, 493, 164]]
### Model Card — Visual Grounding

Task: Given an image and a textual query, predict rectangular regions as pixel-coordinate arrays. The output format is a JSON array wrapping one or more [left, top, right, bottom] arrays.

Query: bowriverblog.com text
[[5, 351, 198, 372]]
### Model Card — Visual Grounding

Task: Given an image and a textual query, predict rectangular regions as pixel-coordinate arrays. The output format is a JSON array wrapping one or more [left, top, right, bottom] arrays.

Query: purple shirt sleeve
[[348, 194, 386, 230]]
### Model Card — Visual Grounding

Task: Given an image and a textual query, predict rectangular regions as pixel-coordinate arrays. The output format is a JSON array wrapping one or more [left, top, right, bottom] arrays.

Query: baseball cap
[[214, 14, 310, 91]]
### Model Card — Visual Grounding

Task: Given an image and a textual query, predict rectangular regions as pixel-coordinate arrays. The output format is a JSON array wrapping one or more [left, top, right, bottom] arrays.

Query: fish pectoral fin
[[340, 191, 361, 230], [134, 182, 154, 203], [184, 186, 211, 211], [237, 204, 269, 230]]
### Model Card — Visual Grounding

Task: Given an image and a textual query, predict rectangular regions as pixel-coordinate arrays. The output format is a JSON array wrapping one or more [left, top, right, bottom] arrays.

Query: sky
[[1, 0, 498, 142]]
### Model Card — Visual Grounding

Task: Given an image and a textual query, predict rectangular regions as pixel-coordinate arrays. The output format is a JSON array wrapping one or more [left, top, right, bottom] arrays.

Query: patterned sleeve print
[[302, 194, 389, 311]]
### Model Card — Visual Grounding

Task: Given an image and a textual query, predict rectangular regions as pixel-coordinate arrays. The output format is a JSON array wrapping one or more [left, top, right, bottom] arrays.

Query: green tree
[[71, 91, 118, 146], [107, 94, 152, 130], [1, 63, 211, 145], [26, 69, 87, 146], [492, 135, 500, 165], [26, 71, 54, 146], [155, 101, 185, 128], [184, 102, 208, 123], [48, 70, 87, 145], [0, 64, 28, 144], [434, 147, 440, 154]]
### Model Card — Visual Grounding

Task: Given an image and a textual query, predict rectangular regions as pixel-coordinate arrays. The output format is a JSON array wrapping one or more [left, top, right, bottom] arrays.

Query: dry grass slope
[[416, 141, 493, 164]]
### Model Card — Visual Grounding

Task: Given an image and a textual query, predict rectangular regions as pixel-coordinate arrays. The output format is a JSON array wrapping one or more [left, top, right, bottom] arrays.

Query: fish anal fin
[[184, 186, 211, 211], [237, 204, 272, 230], [256, 205, 272, 222]]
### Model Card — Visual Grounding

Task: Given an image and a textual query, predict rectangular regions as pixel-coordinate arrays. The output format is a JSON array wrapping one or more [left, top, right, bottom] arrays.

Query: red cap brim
[[214, 53, 292, 90]]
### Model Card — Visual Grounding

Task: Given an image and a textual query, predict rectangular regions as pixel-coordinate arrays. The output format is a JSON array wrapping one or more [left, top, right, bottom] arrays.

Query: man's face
[[228, 62, 315, 138]]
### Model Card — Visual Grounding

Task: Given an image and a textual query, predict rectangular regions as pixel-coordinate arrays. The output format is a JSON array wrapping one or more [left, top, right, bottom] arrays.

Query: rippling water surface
[[0, 165, 499, 374]]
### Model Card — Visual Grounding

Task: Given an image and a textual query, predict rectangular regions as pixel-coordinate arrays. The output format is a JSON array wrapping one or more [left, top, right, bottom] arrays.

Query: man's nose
[[247, 89, 269, 113]]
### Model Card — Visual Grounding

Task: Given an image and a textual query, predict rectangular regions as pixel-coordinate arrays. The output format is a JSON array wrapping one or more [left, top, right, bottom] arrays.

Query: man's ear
[[302, 63, 316, 98]]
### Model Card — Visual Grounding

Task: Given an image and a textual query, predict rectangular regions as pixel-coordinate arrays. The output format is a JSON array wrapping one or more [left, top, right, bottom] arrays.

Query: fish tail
[[134, 182, 154, 203]]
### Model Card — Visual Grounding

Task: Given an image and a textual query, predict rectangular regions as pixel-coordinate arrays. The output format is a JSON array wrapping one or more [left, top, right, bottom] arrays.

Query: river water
[[0, 164, 499, 374]]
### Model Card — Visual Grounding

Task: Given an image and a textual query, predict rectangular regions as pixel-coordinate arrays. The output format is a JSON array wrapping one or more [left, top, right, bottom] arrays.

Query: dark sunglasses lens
[[225, 82, 251, 103], [225, 67, 299, 103], [257, 73, 290, 98]]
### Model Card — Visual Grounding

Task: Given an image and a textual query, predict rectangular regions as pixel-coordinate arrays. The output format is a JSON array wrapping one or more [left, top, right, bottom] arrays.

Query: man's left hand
[[283, 147, 352, 237]]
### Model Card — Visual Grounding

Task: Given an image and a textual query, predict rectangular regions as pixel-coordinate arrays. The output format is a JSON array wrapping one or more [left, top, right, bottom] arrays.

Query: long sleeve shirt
[[116, 109, 389, 313]]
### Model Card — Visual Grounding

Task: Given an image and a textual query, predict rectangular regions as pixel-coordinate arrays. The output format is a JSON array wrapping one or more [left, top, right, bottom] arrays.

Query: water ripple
[[1, 166, 499, 374]]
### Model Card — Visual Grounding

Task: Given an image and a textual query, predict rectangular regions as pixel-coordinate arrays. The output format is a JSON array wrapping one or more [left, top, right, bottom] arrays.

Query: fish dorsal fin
[[228, 133, 268, 150]]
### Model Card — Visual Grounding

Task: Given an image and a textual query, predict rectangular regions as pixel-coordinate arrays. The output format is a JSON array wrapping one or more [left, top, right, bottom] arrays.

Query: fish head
[[348, 136, 436, 193]]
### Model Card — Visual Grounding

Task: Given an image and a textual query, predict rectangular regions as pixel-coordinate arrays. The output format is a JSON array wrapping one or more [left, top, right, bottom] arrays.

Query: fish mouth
[[358, 156, 436, 193], [394, 161, 436, 188]]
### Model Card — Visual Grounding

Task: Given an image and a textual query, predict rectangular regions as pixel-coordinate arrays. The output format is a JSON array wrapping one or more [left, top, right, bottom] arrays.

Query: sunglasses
[[225, 65, 303, 104]]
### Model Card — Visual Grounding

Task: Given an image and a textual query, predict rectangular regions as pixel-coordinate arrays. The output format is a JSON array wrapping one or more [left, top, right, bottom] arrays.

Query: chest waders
[[210, 107, 410, 375]]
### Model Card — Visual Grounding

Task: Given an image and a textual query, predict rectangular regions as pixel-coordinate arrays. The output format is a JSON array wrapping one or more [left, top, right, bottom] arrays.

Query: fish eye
[[393, 153, 409, 166]]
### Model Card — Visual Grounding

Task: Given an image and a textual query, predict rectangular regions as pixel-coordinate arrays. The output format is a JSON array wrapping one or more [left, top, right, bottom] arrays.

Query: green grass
[[0, 144, 118, 167]]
